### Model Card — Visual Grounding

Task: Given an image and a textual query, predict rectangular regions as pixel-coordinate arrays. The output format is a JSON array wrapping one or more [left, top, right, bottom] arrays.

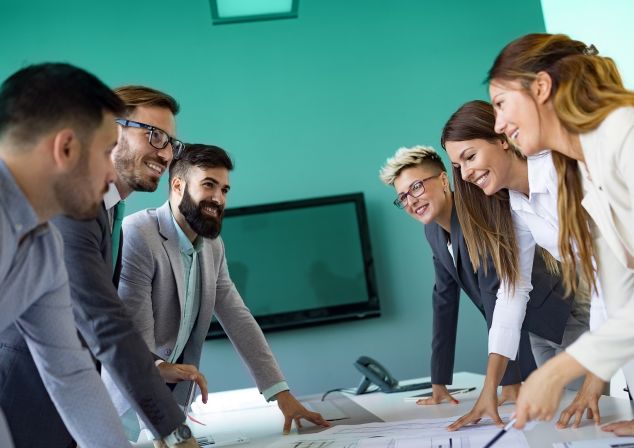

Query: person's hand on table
[[513, 353, 585, 429], [416, 384, 459, 405], [153, 438, 200, 448], [556, 372, 605, 428], [275, 390, 331, 434], [498, 383, 520, 405], [447, 383, 503, 431], [602, 420, 634, 435], [157, 362, 208, 403]]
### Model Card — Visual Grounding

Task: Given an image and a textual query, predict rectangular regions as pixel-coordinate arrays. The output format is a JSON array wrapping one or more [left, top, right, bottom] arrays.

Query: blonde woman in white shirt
[[440, 100, 594, 431], [488, 33, 634, 435]]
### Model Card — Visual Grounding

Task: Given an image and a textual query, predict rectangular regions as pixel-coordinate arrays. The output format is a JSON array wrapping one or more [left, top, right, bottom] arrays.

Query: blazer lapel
[[193, 239, 215, 337], [429, 219, 455, 275], [449, 205, 461, 267], [98, 203, 113, 271], [157, 202, 187, 312]]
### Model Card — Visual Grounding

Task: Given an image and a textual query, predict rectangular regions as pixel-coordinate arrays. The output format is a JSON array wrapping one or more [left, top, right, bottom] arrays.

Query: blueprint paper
[[266, 416, 528, 448]]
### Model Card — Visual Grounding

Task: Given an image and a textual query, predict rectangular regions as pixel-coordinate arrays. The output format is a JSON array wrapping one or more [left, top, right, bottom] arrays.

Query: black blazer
[[425, 205, 571, 386]]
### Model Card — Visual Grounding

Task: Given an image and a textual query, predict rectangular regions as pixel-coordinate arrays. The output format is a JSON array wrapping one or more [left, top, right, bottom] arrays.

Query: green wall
[[0, 0, 546, 396]]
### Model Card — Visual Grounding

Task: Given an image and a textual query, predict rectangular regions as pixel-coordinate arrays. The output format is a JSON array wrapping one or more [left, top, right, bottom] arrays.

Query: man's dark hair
[[169, 143, 233, 183], [0, 62, 125, 147]]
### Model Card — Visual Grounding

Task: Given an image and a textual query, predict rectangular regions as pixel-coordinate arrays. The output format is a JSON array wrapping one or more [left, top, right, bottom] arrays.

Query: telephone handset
[[353, 355, 432, 395]]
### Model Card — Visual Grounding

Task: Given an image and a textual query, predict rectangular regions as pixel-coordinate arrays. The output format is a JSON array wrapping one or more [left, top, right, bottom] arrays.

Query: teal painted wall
[[1, 0, 546, 396]]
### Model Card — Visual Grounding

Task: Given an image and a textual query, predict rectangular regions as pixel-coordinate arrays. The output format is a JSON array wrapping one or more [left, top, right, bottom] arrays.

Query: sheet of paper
[[305, 401, 349, 421], [266, 416, 528, 448], [553, 437, 634, 448], [318, 416, 509, 436]]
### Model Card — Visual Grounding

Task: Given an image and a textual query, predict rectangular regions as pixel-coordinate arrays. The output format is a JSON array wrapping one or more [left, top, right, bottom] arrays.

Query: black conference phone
[[353, 355, 432, 395]]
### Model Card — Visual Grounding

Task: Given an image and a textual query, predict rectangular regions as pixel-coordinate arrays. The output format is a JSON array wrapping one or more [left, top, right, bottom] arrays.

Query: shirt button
[[15, 224, 22, 232]]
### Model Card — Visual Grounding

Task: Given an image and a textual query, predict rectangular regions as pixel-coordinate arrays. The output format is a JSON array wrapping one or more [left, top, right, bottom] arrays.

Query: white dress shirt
[[104, 182, 123, 229], [489, 151, 591, 359]]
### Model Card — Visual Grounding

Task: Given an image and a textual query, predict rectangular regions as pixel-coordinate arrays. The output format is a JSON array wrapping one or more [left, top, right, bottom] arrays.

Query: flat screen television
[[207, 192, 380, 339]]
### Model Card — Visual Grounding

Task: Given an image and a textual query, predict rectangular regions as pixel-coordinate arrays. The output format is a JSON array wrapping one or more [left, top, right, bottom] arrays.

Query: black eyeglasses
[[393, 173, 442, 208], [115, 119, 185, 157]]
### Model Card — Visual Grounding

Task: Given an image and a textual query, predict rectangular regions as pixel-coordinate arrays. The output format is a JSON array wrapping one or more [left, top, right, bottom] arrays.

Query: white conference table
[[134, 372, 634, 448]]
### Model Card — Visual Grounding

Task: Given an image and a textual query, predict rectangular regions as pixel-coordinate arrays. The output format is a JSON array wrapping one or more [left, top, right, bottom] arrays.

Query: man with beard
[[0, 84, 203, 447], [0, 63, 134, 447], [113, 144, 329, 436]]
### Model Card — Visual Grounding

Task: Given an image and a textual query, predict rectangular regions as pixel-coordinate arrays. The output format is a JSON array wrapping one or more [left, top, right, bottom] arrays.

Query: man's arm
[[213, 238, 328, 431], [16, 279, 131, 448], [213, 238, 286, 391], [52, 214, 186, 438]]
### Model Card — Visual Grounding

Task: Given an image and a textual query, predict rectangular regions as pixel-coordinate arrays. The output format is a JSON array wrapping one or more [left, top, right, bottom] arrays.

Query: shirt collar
[[526, 150, 552, 196], [0, 159, 45, 240], [509, 150, 553, 212], [103, 182, 123, 211]]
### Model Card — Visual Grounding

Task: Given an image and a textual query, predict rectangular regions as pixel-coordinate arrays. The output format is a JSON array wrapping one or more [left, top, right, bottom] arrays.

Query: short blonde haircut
[[379, 145, 446, 186]]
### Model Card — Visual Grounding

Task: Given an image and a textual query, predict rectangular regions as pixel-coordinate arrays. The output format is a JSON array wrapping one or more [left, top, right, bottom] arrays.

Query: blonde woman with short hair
[[380, 145, 570, 430]]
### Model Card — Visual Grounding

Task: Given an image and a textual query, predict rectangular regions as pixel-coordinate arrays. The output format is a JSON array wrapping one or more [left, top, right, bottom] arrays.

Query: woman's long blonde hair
[[440, 100, 558, 292], [488, 33, 634, 295]]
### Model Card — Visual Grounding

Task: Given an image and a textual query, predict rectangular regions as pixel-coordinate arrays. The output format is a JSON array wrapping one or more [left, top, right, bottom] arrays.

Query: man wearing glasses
[[109, 144, 330, 437], [0, 85, 202, 447]]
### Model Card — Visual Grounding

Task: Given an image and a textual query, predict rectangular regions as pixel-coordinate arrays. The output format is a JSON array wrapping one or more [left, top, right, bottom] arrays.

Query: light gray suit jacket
[[104, 201, 285, 412], [567, 107, 634, 383]]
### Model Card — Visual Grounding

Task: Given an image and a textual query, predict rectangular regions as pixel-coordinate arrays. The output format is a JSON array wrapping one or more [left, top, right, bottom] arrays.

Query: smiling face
[[393, 164, 449, 225], [444, 138, 514, 196], [112, 105, 176, 193], [176, 165, 230, 239], [489, 79, 546, 156]]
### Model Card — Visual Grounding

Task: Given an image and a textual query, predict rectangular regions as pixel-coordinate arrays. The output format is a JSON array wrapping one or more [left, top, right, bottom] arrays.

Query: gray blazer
[[104, 201, 285, 411], [0, 205, 185, 447], [426, 205, 571, 386]]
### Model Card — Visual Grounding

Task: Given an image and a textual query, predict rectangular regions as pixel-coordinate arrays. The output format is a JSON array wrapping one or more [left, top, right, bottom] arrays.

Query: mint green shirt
[[170, 216, 203, 364]]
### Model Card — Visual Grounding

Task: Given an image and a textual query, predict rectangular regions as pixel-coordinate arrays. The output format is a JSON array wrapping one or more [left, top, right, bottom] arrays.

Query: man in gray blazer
[[0, 85, 202, 447], [109, 143, 329, 435]]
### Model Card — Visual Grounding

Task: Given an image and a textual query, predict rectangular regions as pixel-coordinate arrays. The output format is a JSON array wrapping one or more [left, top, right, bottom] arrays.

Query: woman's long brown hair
[[488, 33, 634, 295], [440, 100, 559, 292]]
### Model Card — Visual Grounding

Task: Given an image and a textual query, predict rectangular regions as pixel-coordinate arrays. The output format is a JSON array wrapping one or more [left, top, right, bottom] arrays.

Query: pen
[[452, 387, 476, 395], [405, 387, 477, 401], [184, 381, 207, 426], [482, 417, 517, 448]]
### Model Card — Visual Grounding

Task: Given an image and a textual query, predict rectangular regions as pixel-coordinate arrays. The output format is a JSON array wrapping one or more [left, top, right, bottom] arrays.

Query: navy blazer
[[426, 205, 571, 386]]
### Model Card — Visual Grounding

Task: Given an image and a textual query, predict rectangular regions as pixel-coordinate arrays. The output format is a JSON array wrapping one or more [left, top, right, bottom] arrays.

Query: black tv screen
[[207, 192, 380, 338]]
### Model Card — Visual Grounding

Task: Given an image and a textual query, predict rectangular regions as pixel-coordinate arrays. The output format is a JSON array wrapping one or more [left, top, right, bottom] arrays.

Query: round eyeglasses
[[115, 118, 185, 157], [393, 173, 442, 208]]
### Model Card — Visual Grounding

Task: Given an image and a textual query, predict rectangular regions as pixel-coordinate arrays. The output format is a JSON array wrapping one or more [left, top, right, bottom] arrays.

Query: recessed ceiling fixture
[[210, 0, 298, 25]]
